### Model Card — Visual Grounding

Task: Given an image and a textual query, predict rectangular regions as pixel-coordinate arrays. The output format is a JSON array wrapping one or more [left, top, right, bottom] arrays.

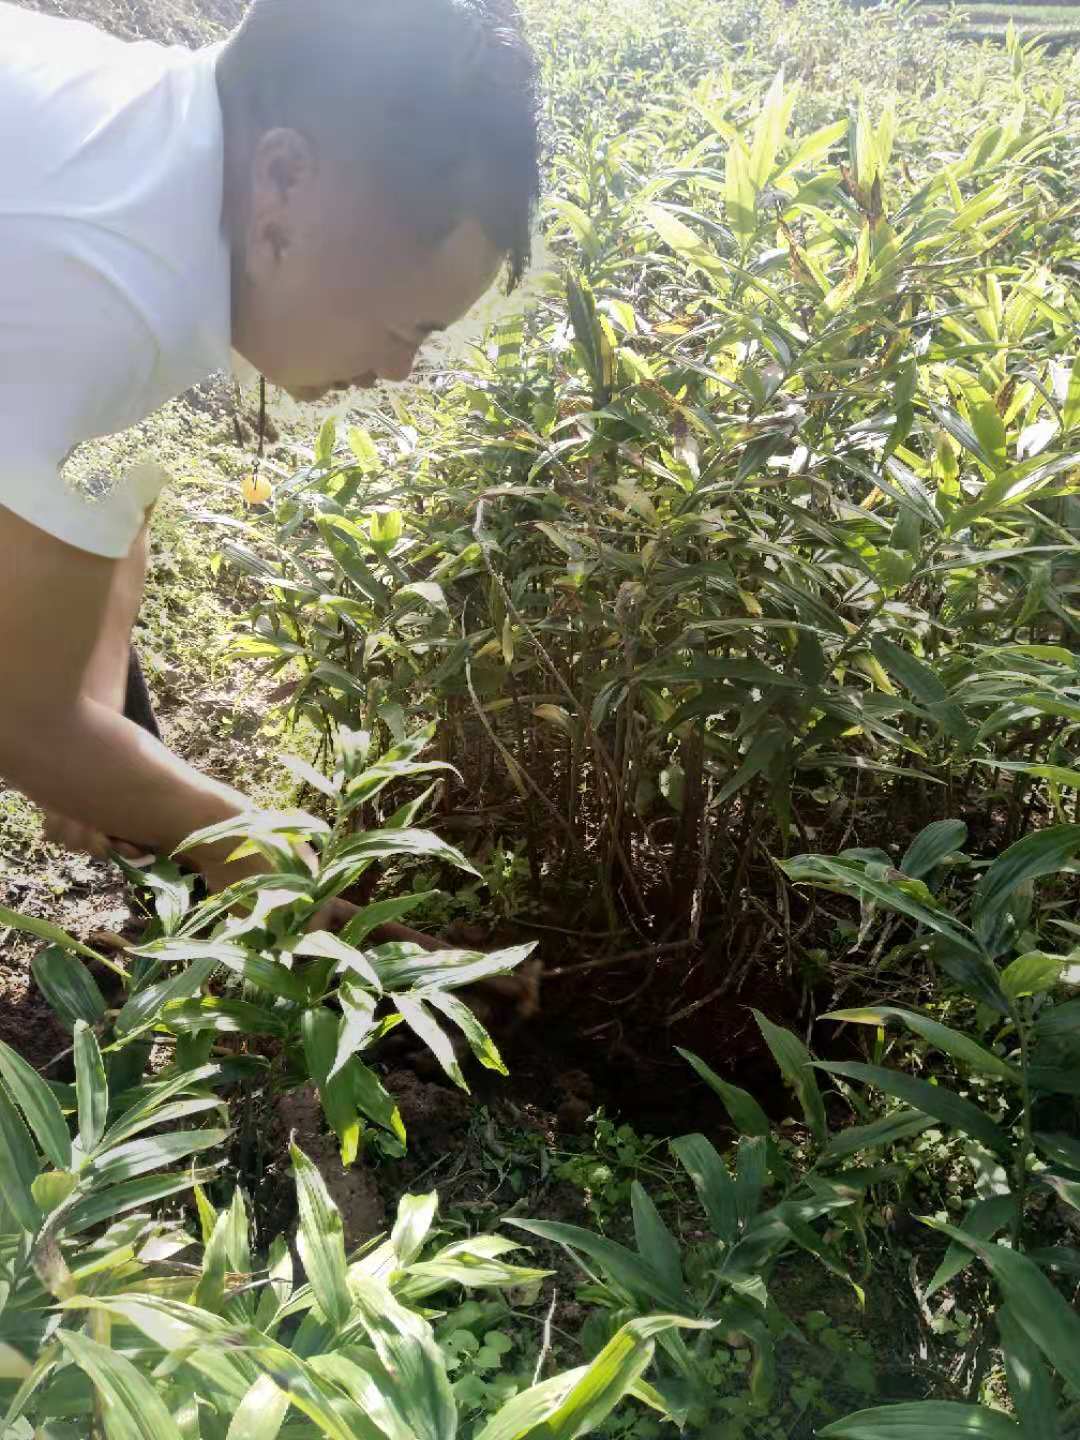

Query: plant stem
[[1010, 999, 1034, 1252]]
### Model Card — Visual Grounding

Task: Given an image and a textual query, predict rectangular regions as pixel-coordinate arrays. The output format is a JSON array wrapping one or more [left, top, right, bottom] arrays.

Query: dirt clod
[[276, 1086, 386, 1250]]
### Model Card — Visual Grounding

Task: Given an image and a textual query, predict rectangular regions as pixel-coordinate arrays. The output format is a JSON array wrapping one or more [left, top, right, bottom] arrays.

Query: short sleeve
[[0, 229, 163, 558]]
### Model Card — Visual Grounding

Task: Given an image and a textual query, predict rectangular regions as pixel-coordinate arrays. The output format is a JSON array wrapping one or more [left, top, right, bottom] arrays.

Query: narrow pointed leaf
[[507, 1218, 684, 1310], [822, 1006, 1019, 1082], [815, 1062, 1006, 1152], [0, 1039, 71, 1171], [630, 1182, 683, 1295], [671, 1133, 739, 1246], [677, 1048, 770, 1137], [73, 1021, 108, 1154], [226, 1374, 290, 1440], [59, 1331, 184, 1440], [754, 1011, 827, 1141], [31, 946, 107, 1032], [821, 1402, 1021, 1437], [291, 1142, 351, 1332]]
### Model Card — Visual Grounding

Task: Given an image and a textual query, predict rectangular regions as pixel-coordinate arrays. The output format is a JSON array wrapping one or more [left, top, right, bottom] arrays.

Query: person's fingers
[[47, 817, 110, 859], [110, 840, 156, 863]]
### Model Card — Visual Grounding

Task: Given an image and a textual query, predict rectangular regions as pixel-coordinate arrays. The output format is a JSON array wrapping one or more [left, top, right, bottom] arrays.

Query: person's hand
[[43, 811, 151, 863]]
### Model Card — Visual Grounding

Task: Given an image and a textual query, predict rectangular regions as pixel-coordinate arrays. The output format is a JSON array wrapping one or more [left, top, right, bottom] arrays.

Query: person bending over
[[0, 0, 540, 898]]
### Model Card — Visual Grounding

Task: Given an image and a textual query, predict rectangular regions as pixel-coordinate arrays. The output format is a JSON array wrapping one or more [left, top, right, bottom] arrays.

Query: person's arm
[[42, 518, 149, 856], [0, 503, 261, 893], [84, 515, 150, 714]]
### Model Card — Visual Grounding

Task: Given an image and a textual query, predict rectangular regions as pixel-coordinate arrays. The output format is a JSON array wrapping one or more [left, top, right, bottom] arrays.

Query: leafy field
[[0, 0, 1079, 1436], [922, 0, 1080, 44]]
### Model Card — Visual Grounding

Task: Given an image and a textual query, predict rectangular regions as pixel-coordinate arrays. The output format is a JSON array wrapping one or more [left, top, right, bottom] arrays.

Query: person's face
[[231, 129, 503, 401]]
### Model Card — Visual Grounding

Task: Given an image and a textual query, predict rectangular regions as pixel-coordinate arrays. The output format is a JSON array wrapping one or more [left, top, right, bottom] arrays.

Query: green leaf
[[643, 203, 723, 276], [59, 1331, 184, 1440], [115, 955, 218, 1036], [338, 893, 437, 948], [338, 1270, 457, 1440], [89, 1128, 230, 1186], [195, 1204, 232, 1314], [396, 581, 450, 617], [926, 1193, 1017, 1298], [0, 1081, 41, 1231], [137, 938, 309, 1004], [931, 403, 999, 471], [391, 1192, 438, 1267], [927, 1222, 1080, 1394], [316, 416, 337, 466], [294, 930, 383, 992], [397, 1237, 551, 1302], [0, 1039, 71, 1171], [73, 1021, 108, 1154], [350, 1057, 406, 1144], [670, 1133, 738, 1246], [505, 1315, 712, 1440], [754, 1011, 827, 1141], [822, 1006, 1019, 1082], [815, 1062, 1007, 1152], [677, 1048, 770, 1137], [393, 994, 466, 1090], [725, 139, 756, 246], [630, 1182, 683, 1295], [998, 1304, 1060, 1440], [783, 855, 982, 955], [302, 1007, 362, 1166], [1001, 952, 1064, 1000], [869, 637, 969, 739], [473, 1372, 585, 1440], [31, 946, 106, 1032], [973, 825, 1080, 932], [900, 821, 968, 880], [716, 730, 789, 807], [750, 67, 794, 187], [279, 752, 341, 800], [226, 1374, 290, 1440], [63, 1165, 222, 1234], [507, 1218, 684, 1311], [1063, 357, 1080, 432], [162, 996, 290, 1037], [970, 401, 1008, 471], [291, 1142, 351, 1332], [821, 1401, 1021, 1437], [822, 1109, 933, 1162], [0, 905, 104, 962], [423, 988, 508, 1075], [320, 827, 481, 891], [370, 942, 534, 994], [735, 1137, 768, 1226]]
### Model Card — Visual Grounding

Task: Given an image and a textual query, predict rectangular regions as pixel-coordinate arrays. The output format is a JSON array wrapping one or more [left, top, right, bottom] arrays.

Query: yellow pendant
[[242, 472, 273, 506]]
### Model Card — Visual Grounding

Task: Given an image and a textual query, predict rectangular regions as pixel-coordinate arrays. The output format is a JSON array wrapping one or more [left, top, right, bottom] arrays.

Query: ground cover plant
[[0, 0, 1079, 1435]]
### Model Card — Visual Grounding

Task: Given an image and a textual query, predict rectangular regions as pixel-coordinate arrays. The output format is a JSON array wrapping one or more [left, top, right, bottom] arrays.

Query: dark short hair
[[216, 0, 541, 288]]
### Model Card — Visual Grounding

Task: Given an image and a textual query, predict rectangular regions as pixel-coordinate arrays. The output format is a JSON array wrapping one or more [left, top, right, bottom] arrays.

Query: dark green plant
[[2, 1138, 713, 1440], [9, 730, 535, 1166], [222, 15, 1079, 933], [786, 816, 1080, 1435]]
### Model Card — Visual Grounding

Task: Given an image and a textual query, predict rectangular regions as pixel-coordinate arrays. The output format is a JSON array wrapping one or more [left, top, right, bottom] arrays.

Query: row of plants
[[3, 714, 1080, 1433]]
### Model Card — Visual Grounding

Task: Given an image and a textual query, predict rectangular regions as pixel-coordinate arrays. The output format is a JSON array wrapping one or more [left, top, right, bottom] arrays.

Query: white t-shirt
[[0, 2, 231, 557]]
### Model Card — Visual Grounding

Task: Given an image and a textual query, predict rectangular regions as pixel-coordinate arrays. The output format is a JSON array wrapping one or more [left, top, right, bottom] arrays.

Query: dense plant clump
[[1, 0, 1079, 1435], [229, 0, 1078, 941]]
